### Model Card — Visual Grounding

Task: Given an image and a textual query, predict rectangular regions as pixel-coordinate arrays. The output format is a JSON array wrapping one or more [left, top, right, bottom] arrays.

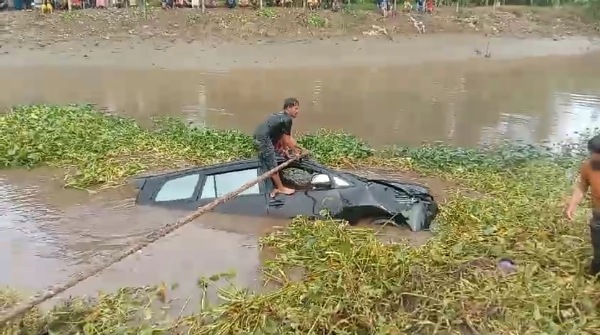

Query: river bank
[[2, 5, 599, 46], [1, 33, 598, 71], [0, 6, 599, 71]]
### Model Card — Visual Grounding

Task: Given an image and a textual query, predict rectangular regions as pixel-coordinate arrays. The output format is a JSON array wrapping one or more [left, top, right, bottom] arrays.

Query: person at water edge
[[377, 0, 389, 17], [565, 134, 600, 276], [253, 98, 303, 198]]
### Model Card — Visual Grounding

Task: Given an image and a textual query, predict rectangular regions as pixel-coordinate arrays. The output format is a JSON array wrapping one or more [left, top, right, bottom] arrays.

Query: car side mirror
[[310, 174, 332, 188]]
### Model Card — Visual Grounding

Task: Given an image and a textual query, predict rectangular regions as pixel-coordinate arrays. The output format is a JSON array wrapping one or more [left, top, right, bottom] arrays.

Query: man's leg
[[256, 138, 294, 197], [590, 212, 600, 276]]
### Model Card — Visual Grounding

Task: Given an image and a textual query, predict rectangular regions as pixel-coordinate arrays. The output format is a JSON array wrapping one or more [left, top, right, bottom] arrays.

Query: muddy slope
[[1, 6, 598, 49]]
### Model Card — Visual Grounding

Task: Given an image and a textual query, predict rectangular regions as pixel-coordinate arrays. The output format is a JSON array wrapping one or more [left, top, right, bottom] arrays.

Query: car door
[[268, 188, 344, 219], [266, 162, 346, 219], [195, 166, 269, 217]]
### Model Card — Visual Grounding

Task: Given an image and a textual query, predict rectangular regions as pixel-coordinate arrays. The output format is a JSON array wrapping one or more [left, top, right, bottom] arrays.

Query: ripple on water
[[0, 170, 269, 304], [547, 91, 600, 146], [0, 177, 66, 291]]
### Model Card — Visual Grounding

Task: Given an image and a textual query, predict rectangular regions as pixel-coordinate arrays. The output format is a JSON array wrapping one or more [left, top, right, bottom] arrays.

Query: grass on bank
[[1, 104, 600, 334]]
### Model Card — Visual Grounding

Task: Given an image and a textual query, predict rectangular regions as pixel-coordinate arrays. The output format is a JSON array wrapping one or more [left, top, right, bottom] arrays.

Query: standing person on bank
[[253, 98, 303, 198], [565, 134, 600, 276]]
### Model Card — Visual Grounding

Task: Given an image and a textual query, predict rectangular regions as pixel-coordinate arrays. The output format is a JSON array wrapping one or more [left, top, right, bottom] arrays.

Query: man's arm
[[566, 162, 590, 220], [281, 134, 299, 151], [280, 118, 300, 153]]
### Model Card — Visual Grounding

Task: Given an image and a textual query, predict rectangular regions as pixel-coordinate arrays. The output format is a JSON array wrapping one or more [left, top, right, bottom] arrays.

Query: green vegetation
[[586, 0, 600, 18], [1, 104, 600, 334]]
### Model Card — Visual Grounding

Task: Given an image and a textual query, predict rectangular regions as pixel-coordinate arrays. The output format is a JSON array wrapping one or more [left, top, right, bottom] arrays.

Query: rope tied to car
[[0, 153, 308, 327]]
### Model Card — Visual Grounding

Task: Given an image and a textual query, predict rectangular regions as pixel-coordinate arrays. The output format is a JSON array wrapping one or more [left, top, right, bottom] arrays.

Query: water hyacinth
[[0, 104, 599, 334], [0, 105, 374, 189]]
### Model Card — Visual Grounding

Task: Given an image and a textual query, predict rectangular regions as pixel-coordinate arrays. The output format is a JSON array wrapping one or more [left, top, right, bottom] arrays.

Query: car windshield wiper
[[339, 171, 366, 182], [369, 179, 413, 195]]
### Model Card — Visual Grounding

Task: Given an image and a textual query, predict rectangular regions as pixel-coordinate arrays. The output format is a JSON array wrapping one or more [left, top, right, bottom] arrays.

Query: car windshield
[[281, 167, 314, 190], [279, 166, 354, 190]]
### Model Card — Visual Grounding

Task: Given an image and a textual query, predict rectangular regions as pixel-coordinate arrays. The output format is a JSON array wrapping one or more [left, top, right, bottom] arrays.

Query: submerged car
[[133, 157, 439, 231]]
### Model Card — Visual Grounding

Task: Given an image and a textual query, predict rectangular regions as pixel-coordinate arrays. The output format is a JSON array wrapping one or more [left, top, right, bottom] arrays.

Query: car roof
[[135, 157, 328, 180]]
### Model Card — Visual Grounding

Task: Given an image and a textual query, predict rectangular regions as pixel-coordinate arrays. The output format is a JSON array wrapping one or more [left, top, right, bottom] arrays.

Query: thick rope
[[0, 153, 306, 326]]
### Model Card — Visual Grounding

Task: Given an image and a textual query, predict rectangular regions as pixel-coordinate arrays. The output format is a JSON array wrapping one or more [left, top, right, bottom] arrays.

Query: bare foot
[[270, 187, 295, 198], [280, 187, 295, 195]]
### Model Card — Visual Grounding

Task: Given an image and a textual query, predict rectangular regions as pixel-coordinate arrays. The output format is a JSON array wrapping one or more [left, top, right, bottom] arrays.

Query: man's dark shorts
[[590, 210, 600, 275], [254, 135, 277, 171]]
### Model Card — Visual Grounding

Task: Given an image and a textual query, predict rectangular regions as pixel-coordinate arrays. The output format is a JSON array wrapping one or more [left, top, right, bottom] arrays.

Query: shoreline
[[1, 34, 598, 71]]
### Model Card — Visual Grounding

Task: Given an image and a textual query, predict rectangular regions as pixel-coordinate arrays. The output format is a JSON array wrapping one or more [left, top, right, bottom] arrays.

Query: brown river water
[[0, 40, 600, 310]]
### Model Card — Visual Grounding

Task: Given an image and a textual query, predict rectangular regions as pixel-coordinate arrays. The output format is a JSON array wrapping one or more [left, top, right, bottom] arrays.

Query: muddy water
[[2, 53, 600, 147], [0, 168, 275, 307], [1, 49, 600, 307]]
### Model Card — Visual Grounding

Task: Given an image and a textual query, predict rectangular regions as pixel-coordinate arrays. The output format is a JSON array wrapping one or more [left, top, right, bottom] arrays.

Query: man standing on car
[[565, 134, 600, 276], [254, 98, 302, 198]]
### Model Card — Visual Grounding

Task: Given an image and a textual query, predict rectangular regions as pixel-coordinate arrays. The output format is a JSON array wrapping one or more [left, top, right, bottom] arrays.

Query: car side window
[[200, 168, 261, 199], [155, 174, 201, 202]]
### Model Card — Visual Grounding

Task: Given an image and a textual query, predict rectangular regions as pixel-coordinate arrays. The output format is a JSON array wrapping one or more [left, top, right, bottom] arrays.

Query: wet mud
[[0, 34, 598, 70]]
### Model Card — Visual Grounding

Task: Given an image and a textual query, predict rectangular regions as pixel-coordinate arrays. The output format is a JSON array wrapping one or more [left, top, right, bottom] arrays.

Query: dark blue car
[[134, 157, 439, 231]]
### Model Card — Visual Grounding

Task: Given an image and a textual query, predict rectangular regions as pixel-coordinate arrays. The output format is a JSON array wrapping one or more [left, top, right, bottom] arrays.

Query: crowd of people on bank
[[3, 0, 435, 14], [3, 0, 329, 10]]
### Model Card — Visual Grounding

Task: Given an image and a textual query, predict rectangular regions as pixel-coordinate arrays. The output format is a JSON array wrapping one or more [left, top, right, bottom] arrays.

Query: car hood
[[368, 181, 422, 211], [368, 179, 432, 198], [337, 179, 427, 214]]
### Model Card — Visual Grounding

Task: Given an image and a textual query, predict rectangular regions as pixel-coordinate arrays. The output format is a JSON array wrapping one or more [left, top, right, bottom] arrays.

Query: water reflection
[[480, 91, 600, 148], [480, 113, 540, 146], [547, 92, 600, 145]]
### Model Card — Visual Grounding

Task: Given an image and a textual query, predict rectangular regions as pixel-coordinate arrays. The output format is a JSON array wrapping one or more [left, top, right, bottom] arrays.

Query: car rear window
[[155, 174, 201, 202]]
